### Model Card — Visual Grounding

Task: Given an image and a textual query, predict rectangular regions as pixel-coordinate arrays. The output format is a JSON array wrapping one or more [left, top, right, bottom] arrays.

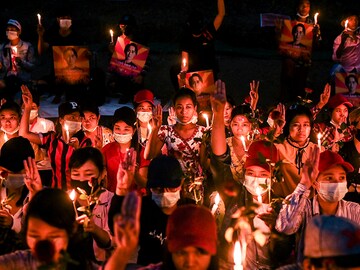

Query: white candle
[[240, 136, 247, 152], [255, 187, 262, 204], [110, 29, 114, 43], [37, 13, 42, 25], [147, 123, 152, 136], [69, 189, 78, 218], [314, 12, 319, 25], [211, 193, 220, 215], [317, 133, 322, 149], [203, 113, 209, 128], [234, 241, 243, 270], [64, 123, 70, 143], [345, 19, 349, 30], [4, 133, 8, 142]]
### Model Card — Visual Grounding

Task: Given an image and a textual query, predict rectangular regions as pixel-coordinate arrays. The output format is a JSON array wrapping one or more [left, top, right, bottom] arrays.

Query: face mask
[[59, 19, 72, 29], [29, 110, 39, 121], [71, 179, 98, 195], [152, 190, 180, 208], [6, 31, 18, 41], [1, 126, 19, 135], [137, 112, 152, 123], [64, 120, 81, 134], [243, 175, 269, 196], [82, 125, 98, 133], [317, 182, 348, 203], [4, 173, 25, 189], [113, 133, 133, 144], [175, 115, 198, 125]]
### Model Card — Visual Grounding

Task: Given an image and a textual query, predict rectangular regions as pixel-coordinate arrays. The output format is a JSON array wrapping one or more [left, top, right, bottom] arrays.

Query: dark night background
[[1, 0, 360, 106]]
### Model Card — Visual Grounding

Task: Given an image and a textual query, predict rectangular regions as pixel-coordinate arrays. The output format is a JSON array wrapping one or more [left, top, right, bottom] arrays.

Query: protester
[[0, 101, 21, 149]]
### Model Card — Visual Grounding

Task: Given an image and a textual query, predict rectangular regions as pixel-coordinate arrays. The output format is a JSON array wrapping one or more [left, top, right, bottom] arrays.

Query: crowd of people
[[0, 0, 360, 269]]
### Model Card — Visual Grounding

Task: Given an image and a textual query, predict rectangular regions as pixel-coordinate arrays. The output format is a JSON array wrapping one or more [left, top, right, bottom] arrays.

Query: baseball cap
[[327, 94, 353, 109], [318, 150, 354, 173], [244, 140, 280, 172], [167, 204, 217, 255], [112, 106, 136, 127], [0, 137, 35, 173], [147, 155, 183, 188], [58, 101, 80, 118], [304, 215, 360, 258], [133, 89, 155, 106], [7, 19, 21, 31]]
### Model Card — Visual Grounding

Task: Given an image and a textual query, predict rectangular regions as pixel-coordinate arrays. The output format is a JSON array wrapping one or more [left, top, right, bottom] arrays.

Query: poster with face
[[278, 20, 314, 61], [335, 72, 360, 106], [108, 36, 149, 77], [53, 46, 90, 85]]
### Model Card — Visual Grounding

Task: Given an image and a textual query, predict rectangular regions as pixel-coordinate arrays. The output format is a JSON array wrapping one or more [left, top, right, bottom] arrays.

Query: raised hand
[[249, 80, 260, 112], [318, 83, 331, 108], [300, 146, 320, 189], [116, 149, 137, 195], [210, 79, 226, 113], [23, 157, 42, 199], [152, 104, 163, 130], [167, 107, 176, 126], [21, 85, 33, 109]]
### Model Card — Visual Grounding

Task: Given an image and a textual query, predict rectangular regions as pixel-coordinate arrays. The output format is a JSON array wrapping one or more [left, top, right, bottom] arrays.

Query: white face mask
[[175, 115, 198, 125], [1, 126, 19, 135], [59, 19, 72, 29], [137, 112, 152, 123], [64, 120, 81, 134], [29, 110, 39, 121], [82, 125, 98, 133], [6, 31, 18, 41], [243, 175, 269, 196], [152, 190, 180, 208], [113, 133, 133, 144], [317, 182, 348, 203], [4, 173, 25, 189]]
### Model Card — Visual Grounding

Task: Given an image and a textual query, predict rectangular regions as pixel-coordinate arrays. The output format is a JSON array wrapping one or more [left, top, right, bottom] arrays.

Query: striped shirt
[[40, 131, 91, 190]]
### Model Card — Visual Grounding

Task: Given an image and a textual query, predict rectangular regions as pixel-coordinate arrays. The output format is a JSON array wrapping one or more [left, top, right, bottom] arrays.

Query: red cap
[[318, 150, 354, 173], [166, 205, 217, 255], [133, 89, 155, 106], [327, 94, 353, 109], [244, 140, 280, 172]]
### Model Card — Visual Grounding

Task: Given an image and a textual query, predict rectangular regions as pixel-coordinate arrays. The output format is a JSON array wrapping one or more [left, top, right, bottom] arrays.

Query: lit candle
[[110, 29, 114, 43], [255, 187, 262, 204], [211, 193, 220, 215], [314, 12, 319, 25], [4, 133, 8, 142], [203, 113, 209, 128], [182, 58, 186, 70], [64, 123, 70, 143], [345, 19, 349, 30], [240, 136, 247, 152], [37, 13, 42, 25], [69, 189, 78, 219], [317, 133, 322, 149], [234, 241, 243, 270], [12, 47, 17, 56], [147, 122, 152, 136]]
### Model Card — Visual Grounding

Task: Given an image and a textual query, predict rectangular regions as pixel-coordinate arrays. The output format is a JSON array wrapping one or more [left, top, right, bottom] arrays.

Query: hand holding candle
[[211, 192, 220, 215], [64, 123, 70, 143], [344, 19, 349, 30], [317, 133, 322, 150], [234, 241, 243, 270], [110, 29, 114, 43], [69, 189, 78, 219]]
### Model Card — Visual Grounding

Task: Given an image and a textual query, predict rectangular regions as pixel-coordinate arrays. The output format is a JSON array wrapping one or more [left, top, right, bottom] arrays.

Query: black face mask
[[71, 178, 104, 195]]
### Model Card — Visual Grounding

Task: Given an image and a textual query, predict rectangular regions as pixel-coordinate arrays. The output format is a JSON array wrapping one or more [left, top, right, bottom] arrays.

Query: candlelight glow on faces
[[174, 96, 197, 124], [331, 104, 348, 126], [230, 115, 252, 138], [223, 102, 233, 126], [288, 115, 311, 146], [0, 109, 20, 134], [82, 111, 99, 133]]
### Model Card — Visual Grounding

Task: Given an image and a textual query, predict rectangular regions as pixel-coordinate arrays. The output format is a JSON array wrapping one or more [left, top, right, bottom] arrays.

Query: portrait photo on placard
[[177, 70, 215, 95], [53, 46, 90, 85], [109, 36, 149, 77], [335, 72, 360, 106], [278, 19, 313, 61]]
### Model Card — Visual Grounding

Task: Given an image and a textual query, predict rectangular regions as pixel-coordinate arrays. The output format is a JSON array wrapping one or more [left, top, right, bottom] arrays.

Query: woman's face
[[230, 115, 252, 138], [27, 217, 69, 263], [297, 1, 310, 16], [288, 115, 311, 145], [64, 50, 77, 68], [70, 160, 101, 183], [136, 101, 153, 113], [174, 96, 196, 124], [224, 102, 233, 126], [82, 111, 99, 132], [172, 246, 212, 270], [331, 104, 348, 126], [113, 121, 135, 135], [0, 109, 19, 133]]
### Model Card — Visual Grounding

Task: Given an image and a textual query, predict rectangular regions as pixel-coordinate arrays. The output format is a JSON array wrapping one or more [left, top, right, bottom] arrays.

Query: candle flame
[[256, 187, 263, 203], [345, 19, 349, 29], [234, 241, 243, 270], [69, 189, 76, 201], [4, 133, 8, 142], [202, 113, 208, 120], [109, 29, 114, 36], [317, 133, 322, 139], [215, 192, 220, 205], [64, 123, 69, 131], [182, 58, 186, 68]]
